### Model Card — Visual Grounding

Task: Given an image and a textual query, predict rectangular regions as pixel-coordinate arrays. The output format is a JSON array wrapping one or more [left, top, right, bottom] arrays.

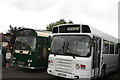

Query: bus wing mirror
[[48, 36, 53, 42]]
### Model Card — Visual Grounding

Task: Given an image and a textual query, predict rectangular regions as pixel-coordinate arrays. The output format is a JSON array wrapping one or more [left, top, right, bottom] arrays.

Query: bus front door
[[93, 37, 101, 77], [37, 38, 48, 68]]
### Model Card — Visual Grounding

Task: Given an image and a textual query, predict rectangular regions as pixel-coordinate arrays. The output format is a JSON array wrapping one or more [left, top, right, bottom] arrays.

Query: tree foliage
[[46, 19, 73, 31], [8, 25, 22, 35], [8, 25, 24, 43], [7, 25, 24, 52]]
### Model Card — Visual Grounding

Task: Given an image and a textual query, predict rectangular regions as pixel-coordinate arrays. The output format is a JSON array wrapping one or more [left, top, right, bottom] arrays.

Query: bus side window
[[37, 38, 42, 47], [110, 42, 114, 54], [103, 40, 109, 54], [42, 38, 48, 58], [115, 44, 118, 54], [37, 37, 42, 61]]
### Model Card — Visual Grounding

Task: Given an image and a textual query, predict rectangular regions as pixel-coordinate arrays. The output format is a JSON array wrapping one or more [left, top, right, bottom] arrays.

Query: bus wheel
[[100, 68, 106, 79]]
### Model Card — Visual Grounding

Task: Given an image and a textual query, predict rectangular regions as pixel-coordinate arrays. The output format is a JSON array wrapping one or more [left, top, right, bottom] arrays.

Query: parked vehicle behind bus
[[47, 24, 119, 80], [13, 29, 51, 69]]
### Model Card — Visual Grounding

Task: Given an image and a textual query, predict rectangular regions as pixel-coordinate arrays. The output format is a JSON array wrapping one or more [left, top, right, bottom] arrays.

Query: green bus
[[12, 29, 51, 69]]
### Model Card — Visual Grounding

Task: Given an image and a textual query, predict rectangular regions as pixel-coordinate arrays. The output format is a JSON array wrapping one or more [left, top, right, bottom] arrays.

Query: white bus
[[47, 24, 119, 80]]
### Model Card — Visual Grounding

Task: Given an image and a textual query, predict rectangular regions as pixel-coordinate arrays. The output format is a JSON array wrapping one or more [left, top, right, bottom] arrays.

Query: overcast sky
[[0, 0, 119, 38]]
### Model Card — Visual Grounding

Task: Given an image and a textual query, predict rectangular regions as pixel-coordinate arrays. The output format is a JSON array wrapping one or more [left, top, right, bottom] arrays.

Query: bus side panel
[[102, 54, 119, 73]]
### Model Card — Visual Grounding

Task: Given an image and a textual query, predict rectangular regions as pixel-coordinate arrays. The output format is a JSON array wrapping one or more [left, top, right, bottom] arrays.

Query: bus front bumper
[[47, 69, 91, 80], [18, 65, 37, 69]]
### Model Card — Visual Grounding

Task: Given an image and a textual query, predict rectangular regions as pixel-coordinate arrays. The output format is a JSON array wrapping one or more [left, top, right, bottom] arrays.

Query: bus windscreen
[[51, 35, 91, 57], [15, 36, 36, 51]]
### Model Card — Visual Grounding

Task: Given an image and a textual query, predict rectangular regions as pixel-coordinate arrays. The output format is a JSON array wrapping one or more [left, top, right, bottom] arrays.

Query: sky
[[0, 0, 119, 38]]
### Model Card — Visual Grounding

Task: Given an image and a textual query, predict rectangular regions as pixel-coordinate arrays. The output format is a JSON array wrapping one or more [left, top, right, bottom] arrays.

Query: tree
[[46, 19, 73, 31], [7, 25, 24, 52], [68, 20, 73, 24], [8, 25, 23, 44]]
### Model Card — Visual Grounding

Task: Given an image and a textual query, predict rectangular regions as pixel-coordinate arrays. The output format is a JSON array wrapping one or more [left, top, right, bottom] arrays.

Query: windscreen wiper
[[64, 52, 75, 59], [65, 43, 80, 59], [64, 52, 80, 59]]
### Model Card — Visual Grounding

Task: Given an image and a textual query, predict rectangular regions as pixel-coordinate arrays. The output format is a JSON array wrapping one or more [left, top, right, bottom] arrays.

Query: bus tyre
[[100, 68, 106, 79]]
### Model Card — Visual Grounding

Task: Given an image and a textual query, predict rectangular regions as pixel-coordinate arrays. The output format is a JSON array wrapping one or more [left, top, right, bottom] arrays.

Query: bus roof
[[36, 31, 52, 37], [17, 28, 51, 37], [90, 27, 118, 43], [52, 24, 118, 43]]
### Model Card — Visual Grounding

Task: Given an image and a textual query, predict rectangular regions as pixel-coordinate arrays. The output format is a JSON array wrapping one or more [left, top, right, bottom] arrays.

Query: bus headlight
[[28, 59, 32, 62], [48, 60, 53, 65], [75, 64, 80, 69]]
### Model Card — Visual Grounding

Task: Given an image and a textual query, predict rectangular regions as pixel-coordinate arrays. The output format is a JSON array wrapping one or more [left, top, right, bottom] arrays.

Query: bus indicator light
[[48, 60, 53, 65], [28, 59, 32, 62]]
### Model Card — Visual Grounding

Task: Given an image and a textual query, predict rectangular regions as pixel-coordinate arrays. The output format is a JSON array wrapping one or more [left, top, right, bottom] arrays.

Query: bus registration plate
[[58, 73, 66, 77], [18, 61, 25, 65]]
